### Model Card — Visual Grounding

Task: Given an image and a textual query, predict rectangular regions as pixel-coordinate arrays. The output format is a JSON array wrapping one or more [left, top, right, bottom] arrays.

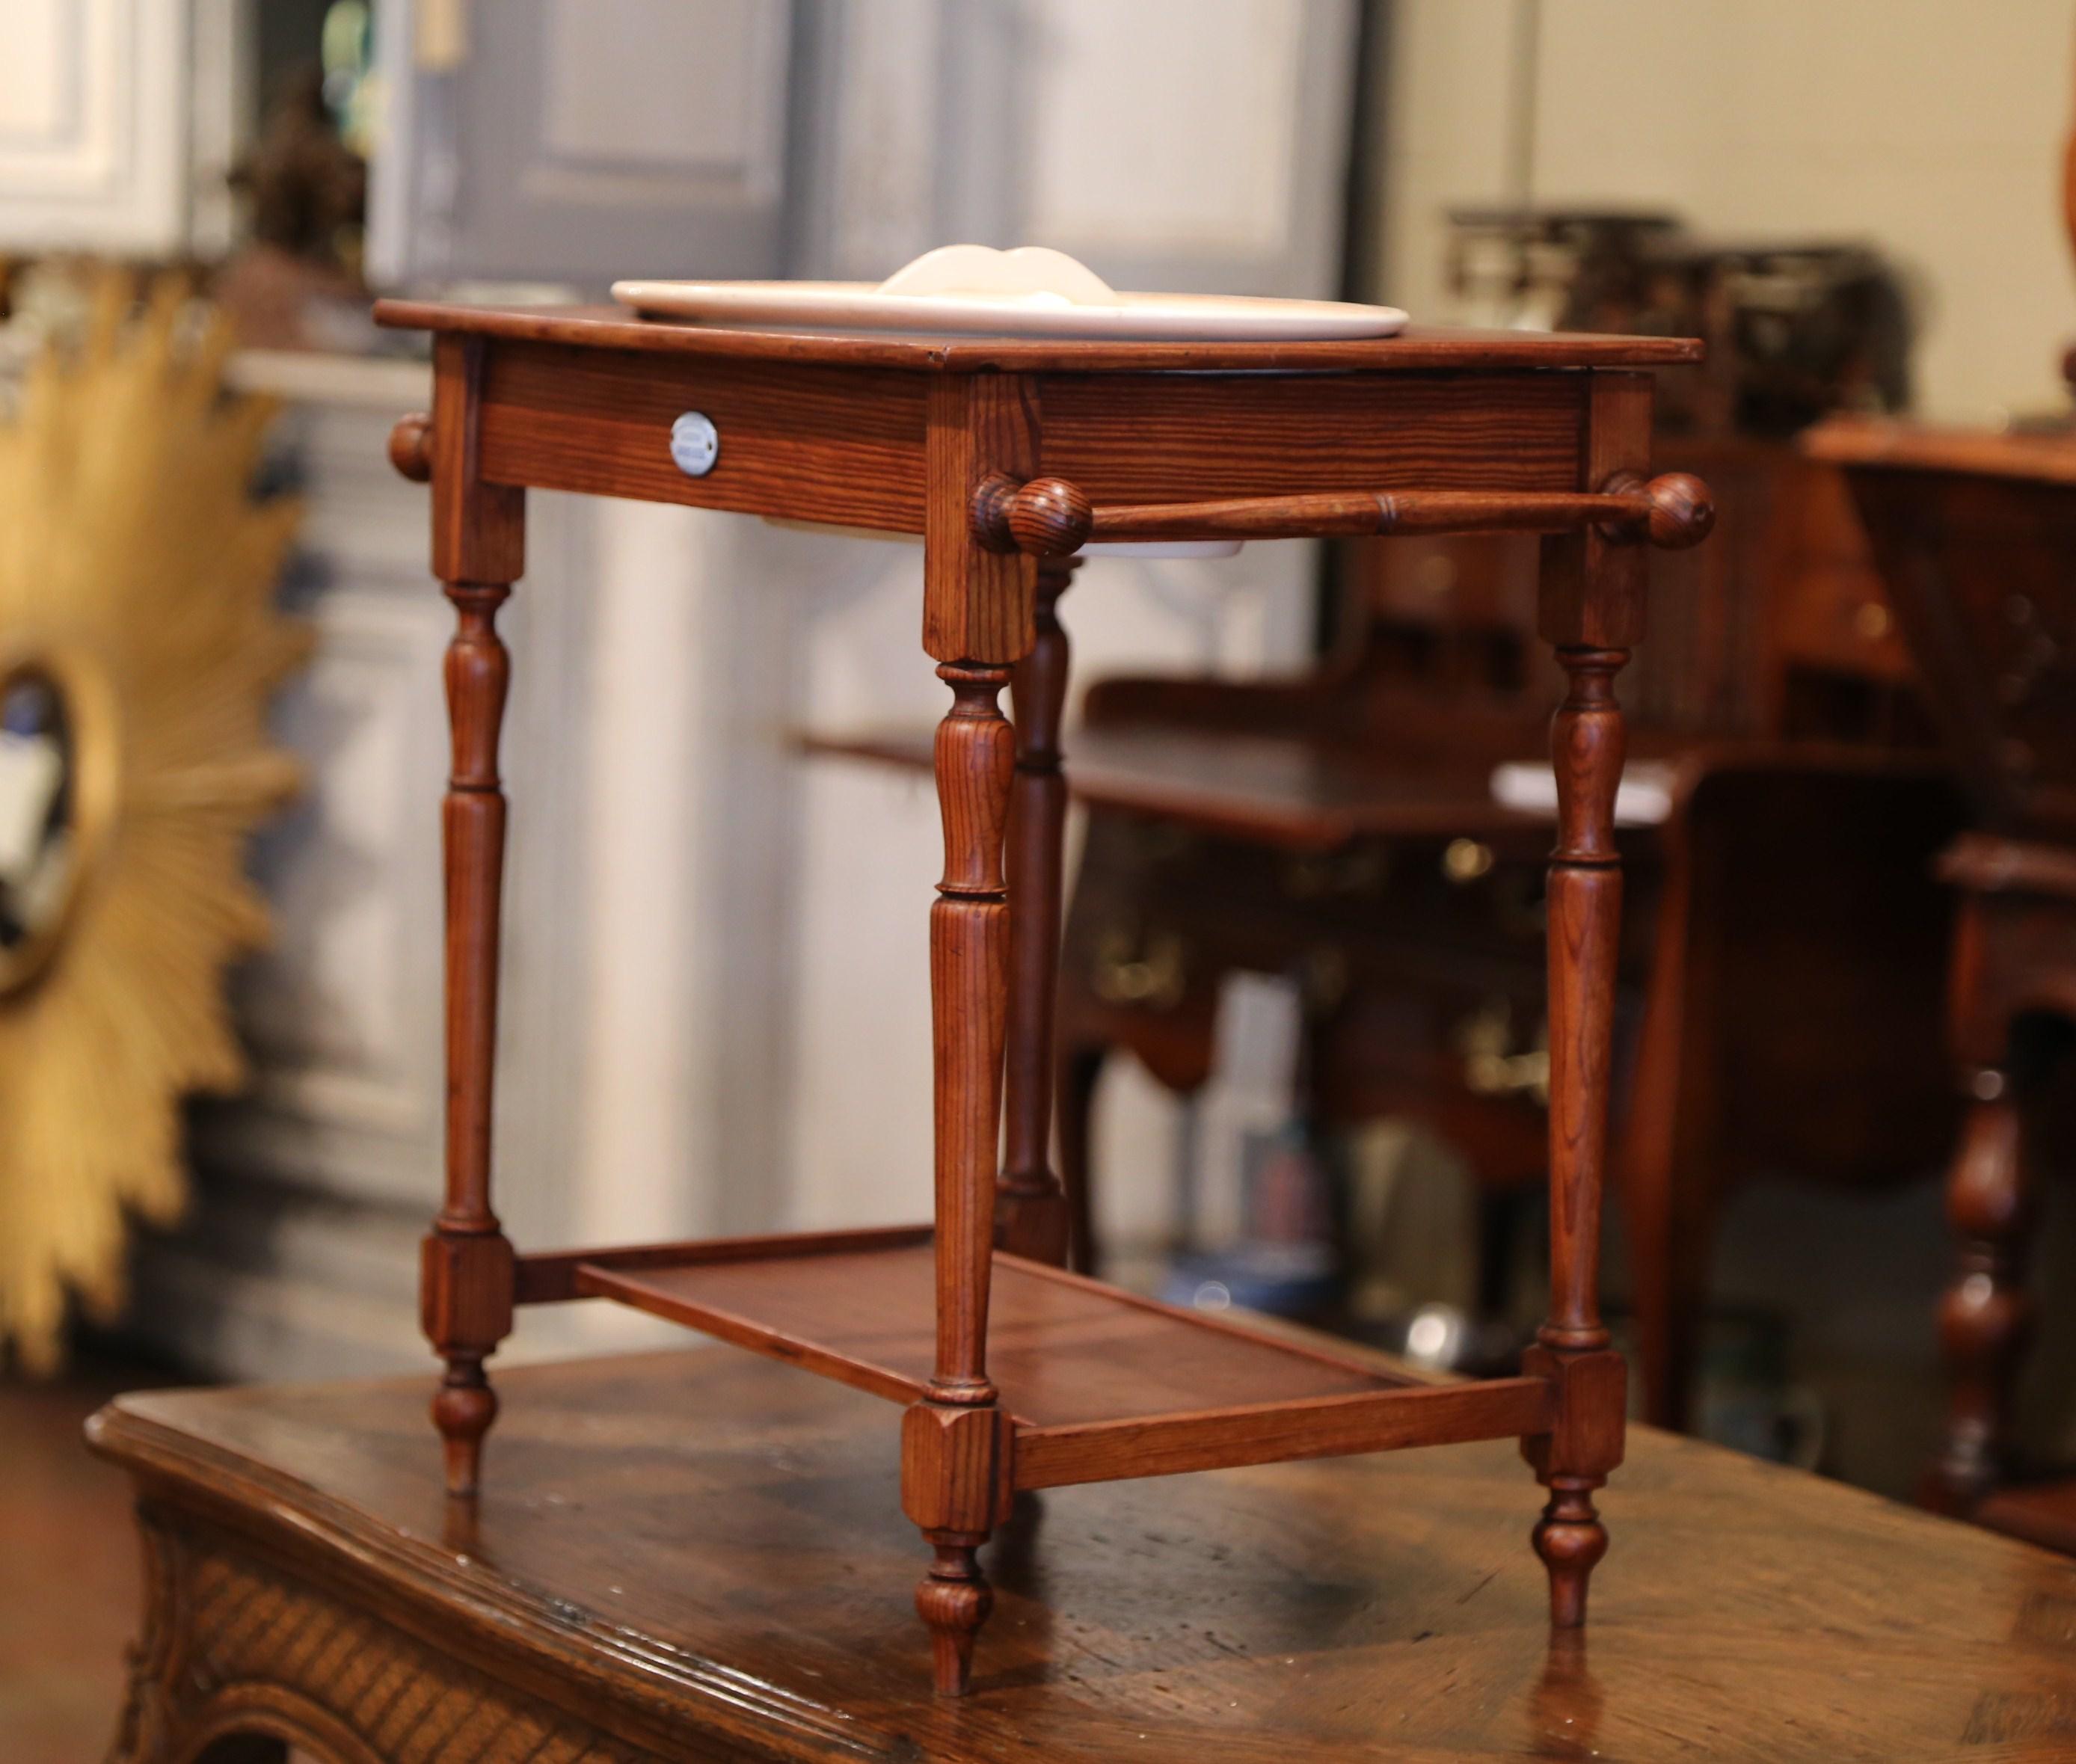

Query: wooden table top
[[91, 1345, 2076, 1763], [371, 301, 1704, 375]]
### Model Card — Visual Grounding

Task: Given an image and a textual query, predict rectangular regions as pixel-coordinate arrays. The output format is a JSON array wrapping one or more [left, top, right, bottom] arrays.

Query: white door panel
[[368, 0, 795, 286]]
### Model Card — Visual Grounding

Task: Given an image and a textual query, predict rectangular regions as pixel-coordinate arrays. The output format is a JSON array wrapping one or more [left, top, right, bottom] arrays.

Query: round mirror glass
[[0, 668, 79, 989]]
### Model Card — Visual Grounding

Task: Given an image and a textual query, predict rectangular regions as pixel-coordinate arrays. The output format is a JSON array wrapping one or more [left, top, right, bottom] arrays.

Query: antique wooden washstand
[[375, 298, 1712, 1695]]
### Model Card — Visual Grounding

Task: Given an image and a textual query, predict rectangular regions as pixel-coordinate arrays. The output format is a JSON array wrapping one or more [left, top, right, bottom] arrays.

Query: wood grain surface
[[1034, 371, 1589, 503], [572, 1244, 1398, 1428], [477, 342, 930, 529], [92, 1348, 2076, 1764], [456, 345, 1626, 538], [374, 300, 1704, 373]]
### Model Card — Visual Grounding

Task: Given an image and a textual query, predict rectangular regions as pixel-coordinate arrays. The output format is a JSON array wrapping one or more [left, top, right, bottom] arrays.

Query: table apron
[[469, 344, 1599, 530]]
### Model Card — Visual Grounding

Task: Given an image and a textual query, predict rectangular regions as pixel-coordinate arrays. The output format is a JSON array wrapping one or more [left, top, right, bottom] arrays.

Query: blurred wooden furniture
[[90, 1344, 2076, 1763], [1812, 416, 2076, 1549], [372, 301, 1707, 1692], [1057, 436, 1964, 1429], [1443, 208, 1909, 436]]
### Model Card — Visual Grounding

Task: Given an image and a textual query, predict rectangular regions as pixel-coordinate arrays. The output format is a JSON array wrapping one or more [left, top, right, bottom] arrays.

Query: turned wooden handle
[[1598, 469, 1715, 550], [972, 472, 1714, 556], [389, 411, 434, 483]]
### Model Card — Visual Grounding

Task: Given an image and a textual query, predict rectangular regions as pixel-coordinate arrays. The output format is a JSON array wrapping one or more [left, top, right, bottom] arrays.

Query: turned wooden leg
[[1516, 381, 1673, 1627], [399, 349, 524, 1501], [424, 579, 519, 1497], [1926, 1065, 2034, 1513], [916, 1534, 994, 1697], [1533, 1478, 1609, 1629], [998, 557, 1078, 1264], [906, 373, 1040, 1693], [903, 661, 1017, 1694], [1522, 644, 1631, 1629]]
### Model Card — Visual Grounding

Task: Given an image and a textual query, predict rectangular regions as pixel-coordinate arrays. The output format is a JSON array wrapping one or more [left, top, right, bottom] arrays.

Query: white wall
[[1381, 0, 2076, 421]]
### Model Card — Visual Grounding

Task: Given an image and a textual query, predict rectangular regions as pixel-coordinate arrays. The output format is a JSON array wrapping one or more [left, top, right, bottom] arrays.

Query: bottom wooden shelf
[[517, 1229, 1555, 1490]]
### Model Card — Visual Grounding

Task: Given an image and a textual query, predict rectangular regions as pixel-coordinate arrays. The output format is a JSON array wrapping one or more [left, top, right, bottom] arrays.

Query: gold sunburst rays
[[0, 274, 307, 1371]]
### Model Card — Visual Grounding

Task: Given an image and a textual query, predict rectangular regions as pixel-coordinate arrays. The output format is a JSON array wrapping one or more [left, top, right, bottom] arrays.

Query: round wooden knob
[[388, 411, 433, 483], [1643, 471, 1713, 549], [973, 474, 1093, 556], [1007, 477, 1093, 557]]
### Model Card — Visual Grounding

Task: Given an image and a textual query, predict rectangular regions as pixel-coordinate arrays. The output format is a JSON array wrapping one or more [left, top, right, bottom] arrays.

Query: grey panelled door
[[366, 0, 796, 288]]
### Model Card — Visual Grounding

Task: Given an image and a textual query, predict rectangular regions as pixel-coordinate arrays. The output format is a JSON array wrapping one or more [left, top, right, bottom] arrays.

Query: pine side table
[[372, 300, 1712, 1696]]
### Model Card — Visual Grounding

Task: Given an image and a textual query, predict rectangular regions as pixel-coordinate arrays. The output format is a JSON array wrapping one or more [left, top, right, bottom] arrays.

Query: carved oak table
[[366, 301, 1711, 1695], [90, 1347, 2076, 1762]]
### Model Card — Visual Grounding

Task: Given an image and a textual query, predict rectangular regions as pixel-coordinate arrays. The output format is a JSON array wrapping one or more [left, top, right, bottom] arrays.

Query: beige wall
[[1380, 0, 2076, 422]]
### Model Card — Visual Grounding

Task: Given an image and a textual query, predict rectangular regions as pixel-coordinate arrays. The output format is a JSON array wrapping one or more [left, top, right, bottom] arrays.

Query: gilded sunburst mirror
[[0, 277, 306, 1370]]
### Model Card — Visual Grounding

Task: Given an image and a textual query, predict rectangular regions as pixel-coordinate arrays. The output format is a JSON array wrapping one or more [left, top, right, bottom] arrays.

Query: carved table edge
[[85, 1400, 906, 1764]]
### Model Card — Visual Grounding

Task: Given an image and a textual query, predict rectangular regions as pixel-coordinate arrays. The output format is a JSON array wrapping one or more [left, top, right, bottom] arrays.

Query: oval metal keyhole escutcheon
[[670, 411, 719, 477]]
